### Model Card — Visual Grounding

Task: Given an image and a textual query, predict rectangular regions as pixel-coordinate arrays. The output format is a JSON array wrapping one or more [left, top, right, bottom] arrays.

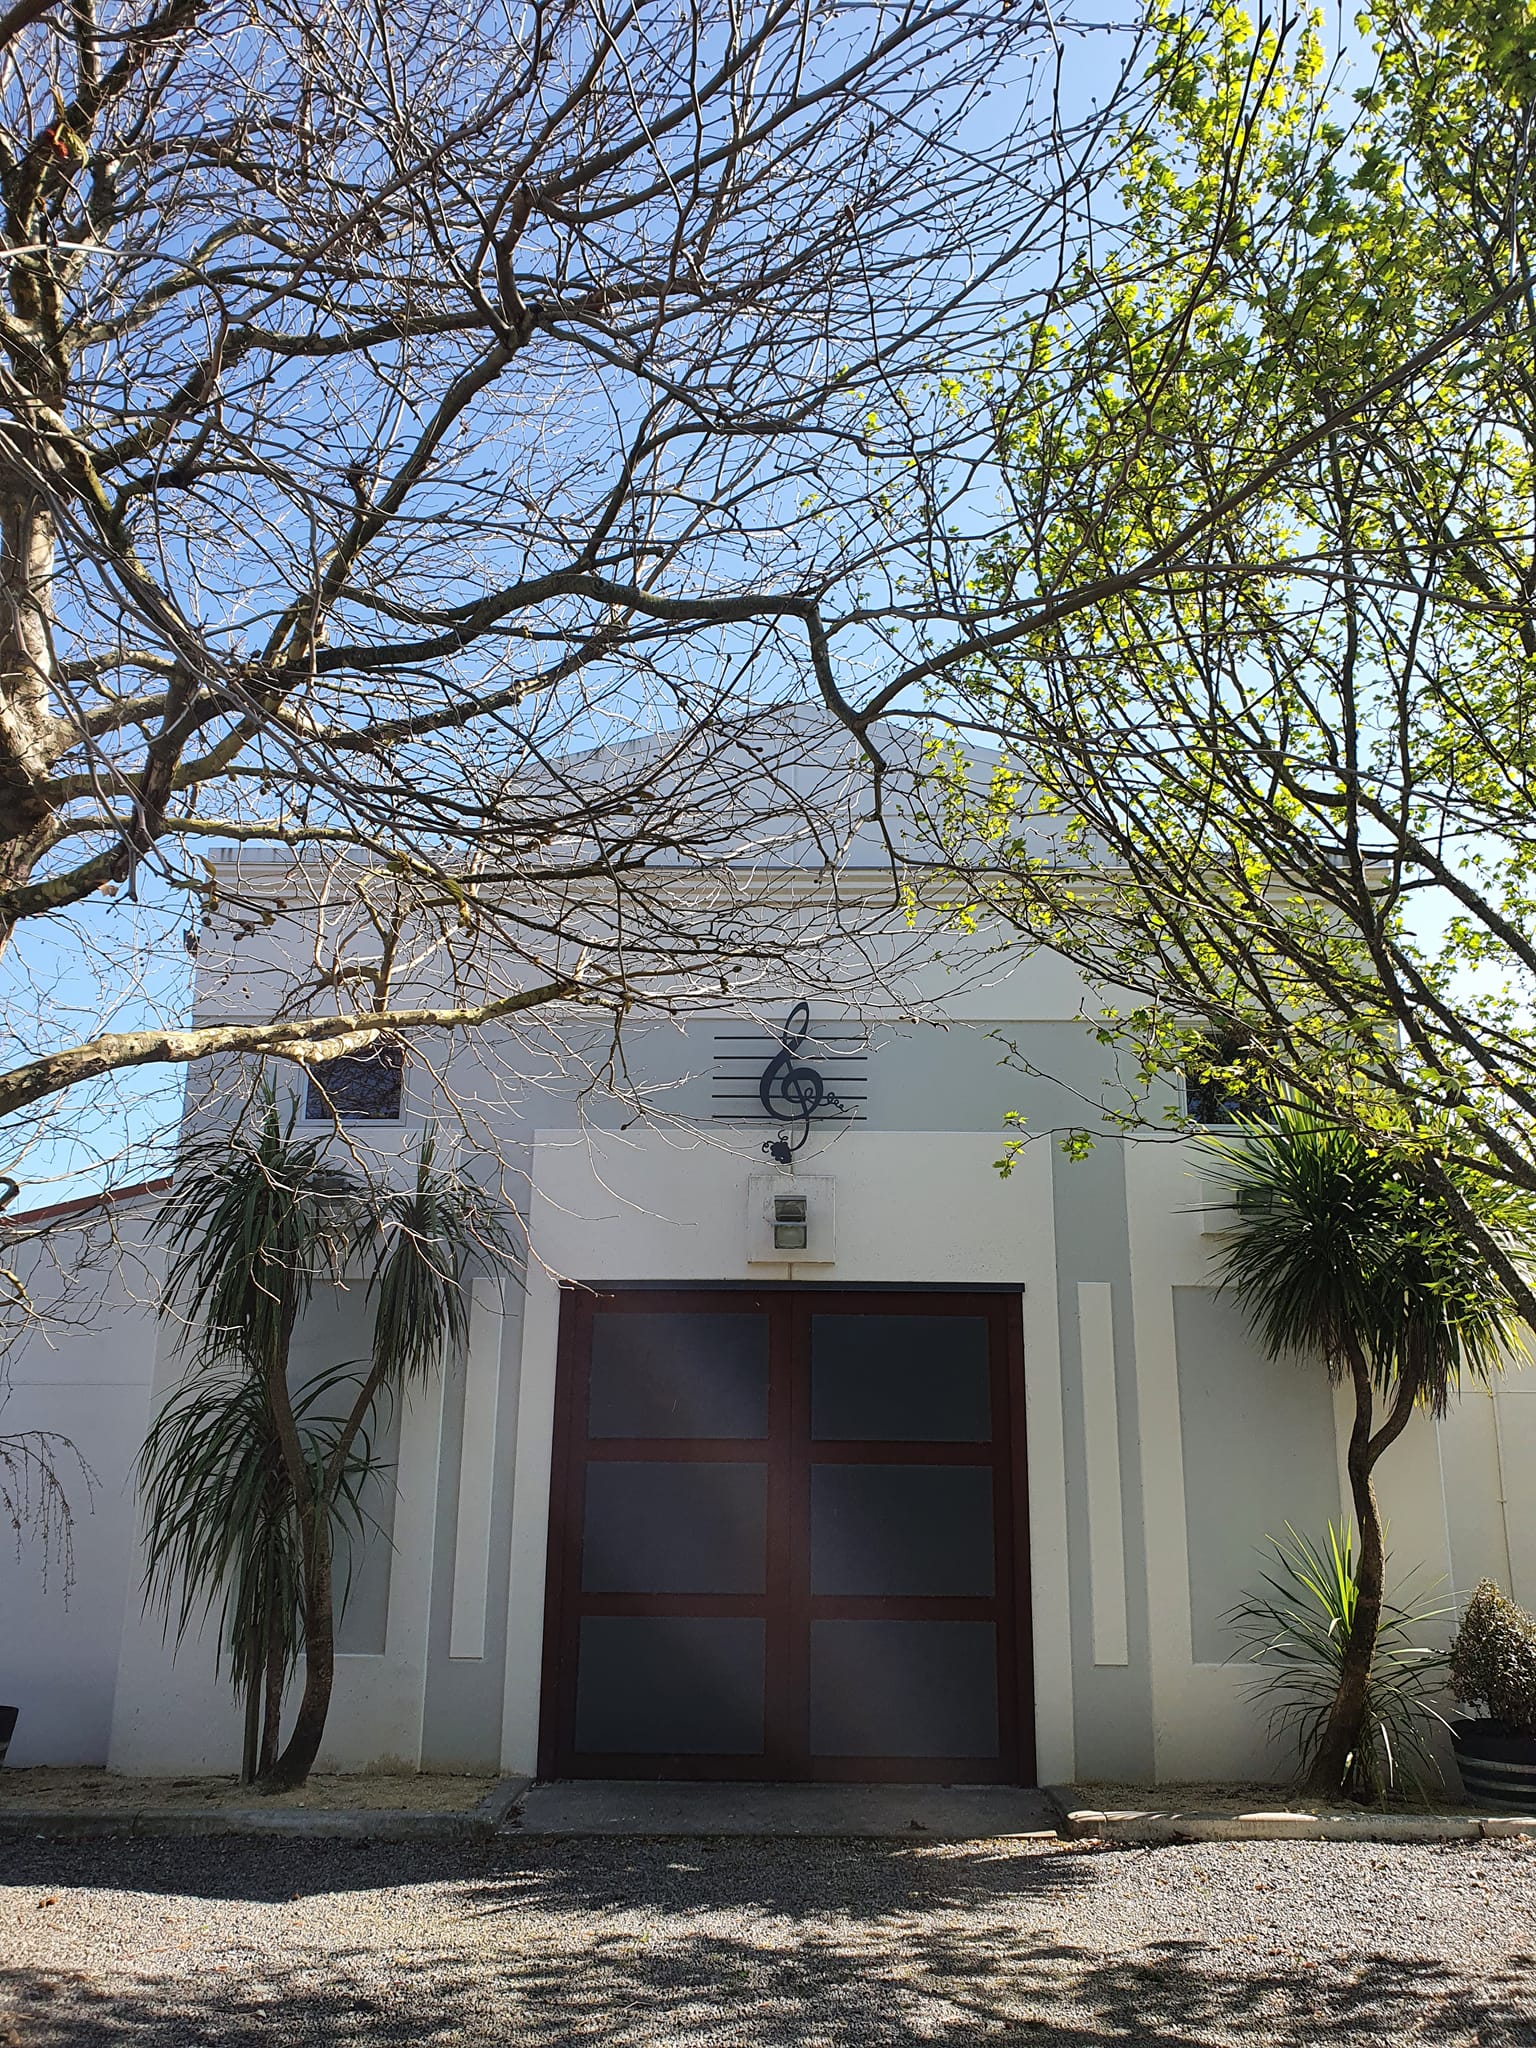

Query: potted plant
[[1448, 1579, 1536, 1811]]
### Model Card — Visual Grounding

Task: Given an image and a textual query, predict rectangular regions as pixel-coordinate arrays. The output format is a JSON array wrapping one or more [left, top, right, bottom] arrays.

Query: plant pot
[[0, 1706, 16, 1766], [1450, 1718, 1536, 1812]]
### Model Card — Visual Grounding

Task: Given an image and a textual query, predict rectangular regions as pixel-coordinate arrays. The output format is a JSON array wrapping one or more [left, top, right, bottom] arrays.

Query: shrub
[[1449, 1581, 1536, 1737], [1225, 1523, 1450, 1803]]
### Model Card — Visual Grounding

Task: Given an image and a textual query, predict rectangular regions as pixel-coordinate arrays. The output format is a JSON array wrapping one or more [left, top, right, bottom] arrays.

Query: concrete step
[[512, 1781, 1063, 1838]]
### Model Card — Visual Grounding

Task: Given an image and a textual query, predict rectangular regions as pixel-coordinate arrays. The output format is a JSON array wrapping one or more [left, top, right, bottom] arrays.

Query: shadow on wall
[[2, 1836, 1534, 2045]]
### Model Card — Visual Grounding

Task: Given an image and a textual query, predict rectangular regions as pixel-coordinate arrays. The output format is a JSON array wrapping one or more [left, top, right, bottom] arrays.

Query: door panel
[[809, 1466, 996, 1597], [809, 1312, 992, 1441], [808, 1619, 1000, 1758], [541, 1287, 1032, 1782], [587, 1309, 770, 1438], [581, 1462, 769, 1594], [573, 1617, 767, 1754]]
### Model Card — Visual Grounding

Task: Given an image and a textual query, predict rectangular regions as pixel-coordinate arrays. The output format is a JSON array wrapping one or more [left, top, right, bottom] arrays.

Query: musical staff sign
[[712, 1004, 866, 1153]]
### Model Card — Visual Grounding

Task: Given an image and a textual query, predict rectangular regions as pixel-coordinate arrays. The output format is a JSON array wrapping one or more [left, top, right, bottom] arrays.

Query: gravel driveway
[[2, 1833, 1534, 2045]]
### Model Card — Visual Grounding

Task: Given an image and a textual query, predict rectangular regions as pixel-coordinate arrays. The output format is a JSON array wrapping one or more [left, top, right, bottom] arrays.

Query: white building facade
[[7, 835, 1536, 1789]]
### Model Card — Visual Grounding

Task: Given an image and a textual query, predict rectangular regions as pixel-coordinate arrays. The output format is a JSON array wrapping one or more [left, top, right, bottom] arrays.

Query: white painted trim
[[349, 1366, 445, 1766], [1494, 1384, 1536, 1611], [1021, 1267, 1076, 1784], [1333, 1379, 1355, 1535], [500, 1263, 561, 1775], [449, 1278, 505, 1660], [1078, 1281, 1130, 1667], [1124, 1149, 1196, 1777]]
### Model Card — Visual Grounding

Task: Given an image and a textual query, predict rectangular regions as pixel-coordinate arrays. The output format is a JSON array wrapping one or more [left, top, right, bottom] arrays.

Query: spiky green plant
[[1205, 1106, 1534, 1798], [367, 1134, 488, 1390], [254, 1129, 513, 1790], [138, 1361, 379, 1780], [1226, 1523, 1450, 1804], [156, 1095, 367, 1780], [154, 1101, 512, 1791], [159, 1100, 362, 1381]]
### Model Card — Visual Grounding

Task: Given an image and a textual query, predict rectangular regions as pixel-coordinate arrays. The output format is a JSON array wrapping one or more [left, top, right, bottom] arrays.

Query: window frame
[[298, 1041, 407, 1126]]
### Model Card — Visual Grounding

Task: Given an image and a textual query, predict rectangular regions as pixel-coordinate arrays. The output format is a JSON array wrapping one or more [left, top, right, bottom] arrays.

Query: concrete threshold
[[514, 1782, 1064, 1838], [0, 1777, 529, 1843]]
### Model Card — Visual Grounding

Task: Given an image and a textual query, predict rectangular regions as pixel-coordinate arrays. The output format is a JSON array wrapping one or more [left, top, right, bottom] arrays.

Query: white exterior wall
[[1127, 1140, 1536, 1783], [6, 896, 1536, 1782], [1, 1205, 164, 1765]]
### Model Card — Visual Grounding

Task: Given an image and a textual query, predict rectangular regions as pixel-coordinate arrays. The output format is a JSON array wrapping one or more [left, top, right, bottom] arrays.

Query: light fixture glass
[[773, 1193, 808, 1250]]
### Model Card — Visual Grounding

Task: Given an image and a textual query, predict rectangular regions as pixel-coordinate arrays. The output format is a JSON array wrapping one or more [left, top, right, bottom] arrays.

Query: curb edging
[[1062, 1807, 1536, 1845]]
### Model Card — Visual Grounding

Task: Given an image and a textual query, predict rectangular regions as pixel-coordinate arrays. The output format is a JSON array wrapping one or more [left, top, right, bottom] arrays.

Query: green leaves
[[158, 1094, 360, 1381], [921, 0, 1536, 1241], [366, 1132, 510, 1395], [159, 1094, 510, 1410], [1225, 1521, 1450, 1801], [1203, 1103, 1536, 1409], [138, 1359, 377, 1687], [1449, 1577, 1536, 1732]]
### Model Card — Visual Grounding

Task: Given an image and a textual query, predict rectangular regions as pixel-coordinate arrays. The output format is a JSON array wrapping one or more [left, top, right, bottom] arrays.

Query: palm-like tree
[[139, 1362, 377, 1781], [152, 1098, 507, 1790], [1207, 1107, 1534, 1797]]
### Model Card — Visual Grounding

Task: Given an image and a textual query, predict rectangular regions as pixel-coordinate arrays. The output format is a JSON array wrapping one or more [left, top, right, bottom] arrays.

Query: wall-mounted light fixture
[[747, 1173, 834, 1265]]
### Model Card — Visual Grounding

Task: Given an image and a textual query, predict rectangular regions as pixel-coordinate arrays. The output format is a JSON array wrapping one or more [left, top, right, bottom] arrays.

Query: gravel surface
[[1, 1832, 1534, 2044]]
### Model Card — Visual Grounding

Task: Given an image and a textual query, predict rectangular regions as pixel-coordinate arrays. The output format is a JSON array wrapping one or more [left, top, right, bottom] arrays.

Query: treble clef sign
[[759, 1001, 844, 1157]]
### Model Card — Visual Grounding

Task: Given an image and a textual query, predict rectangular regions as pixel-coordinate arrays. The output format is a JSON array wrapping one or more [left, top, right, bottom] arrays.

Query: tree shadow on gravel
[[2, 1836, 1535, 2047], [3, 1930, 1532, 2047], [0, 1832, 1096, 1910]]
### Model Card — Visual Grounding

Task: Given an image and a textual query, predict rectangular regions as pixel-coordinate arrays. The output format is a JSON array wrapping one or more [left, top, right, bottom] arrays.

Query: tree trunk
[[0, 480, 62, 945], [261, 1503, 335, 1792], [259, 1591, 284, 1778], [254, 1301, 335, 1793], [260, 1352, 395, 1790], [240, 1621, 261, 1787], [1304, 1347, 1421, 1801], [1305, 1350, 1383, 1798]]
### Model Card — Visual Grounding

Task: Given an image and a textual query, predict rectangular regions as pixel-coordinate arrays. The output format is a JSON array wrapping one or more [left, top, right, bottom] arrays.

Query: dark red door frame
[[537, 1286, 1035, 1784]]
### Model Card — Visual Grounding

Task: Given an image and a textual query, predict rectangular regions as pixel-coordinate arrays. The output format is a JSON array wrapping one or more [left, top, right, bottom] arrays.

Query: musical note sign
[[758, 1001, 847, 1158]]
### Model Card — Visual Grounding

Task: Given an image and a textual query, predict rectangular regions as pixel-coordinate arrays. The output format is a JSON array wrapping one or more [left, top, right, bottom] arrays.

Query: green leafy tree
[[1206, 1106, 1534, 1797], [904, 0, 1536, 1315], [156, 1099, 506, 1789]]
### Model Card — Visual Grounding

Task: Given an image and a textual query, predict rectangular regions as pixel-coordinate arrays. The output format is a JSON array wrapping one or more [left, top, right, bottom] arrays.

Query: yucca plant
[[157, 1097, 364, 1782], [139, 1362, 378, 1782], [264, 1132, 511, 1791], [155, 1097, 510, 1790], [1226, 1523, 1450, 1803], [1206, 1106, 1534, 1798]]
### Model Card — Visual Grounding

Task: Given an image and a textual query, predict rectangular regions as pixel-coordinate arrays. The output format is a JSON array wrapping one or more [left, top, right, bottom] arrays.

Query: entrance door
[[538, 1288, 1032, 1782]]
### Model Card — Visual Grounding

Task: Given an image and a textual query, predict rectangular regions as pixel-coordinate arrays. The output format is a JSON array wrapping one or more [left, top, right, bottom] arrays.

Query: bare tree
[[0, 0, 1151, 1205]]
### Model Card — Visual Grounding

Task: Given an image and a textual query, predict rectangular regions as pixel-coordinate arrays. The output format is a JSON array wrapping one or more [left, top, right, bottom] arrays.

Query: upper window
[[302, 1041, 404, 1122], [1183, 1031, 1264, 1128]]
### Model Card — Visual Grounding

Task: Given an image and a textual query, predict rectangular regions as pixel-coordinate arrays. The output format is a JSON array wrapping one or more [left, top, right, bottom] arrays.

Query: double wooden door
[[538, 1287, 1033, 1783]]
